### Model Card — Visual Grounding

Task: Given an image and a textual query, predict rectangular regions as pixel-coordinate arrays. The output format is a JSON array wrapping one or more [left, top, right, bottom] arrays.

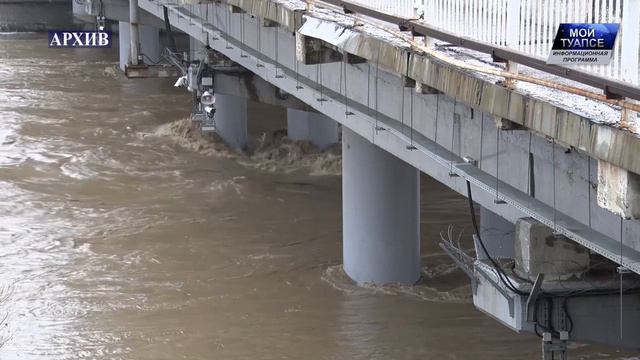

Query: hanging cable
[[163, 6, 178, 53], [294, 43, 302, 90], [450, 101, 457, 174], [366, 62, 371, 108], [466, 180, 529, 297], [318, 63, 326, 102], [240, 12, 247, 58], [374, 44, 382, 131], [401, 72, 406, 131], [620, 217, 624, 339], [256, 16, 263, 67], [588, 157, 592, 228], [478, 113, 484, 170], [552, 138, 557, 231], [339, 54, 343, 102], [527, 132, 532, 196], [494, 128, 505, 204], [212, 1, 219, 40], [204, 4, 209, 47], [225, 6, 232, 49], [343, 53, 354, 116], [434, 96, 440, 143], [408, 81, 416, 150], [275, 14, 283, 78]]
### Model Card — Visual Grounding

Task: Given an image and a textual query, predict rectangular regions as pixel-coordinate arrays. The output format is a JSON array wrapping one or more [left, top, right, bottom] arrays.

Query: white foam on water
[[149, 119, 342, 176], [321, 265, 472, 304]]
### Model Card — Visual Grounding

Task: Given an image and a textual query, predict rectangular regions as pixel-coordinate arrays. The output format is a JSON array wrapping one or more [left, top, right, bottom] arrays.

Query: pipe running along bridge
[[74, 0, 640, 357]]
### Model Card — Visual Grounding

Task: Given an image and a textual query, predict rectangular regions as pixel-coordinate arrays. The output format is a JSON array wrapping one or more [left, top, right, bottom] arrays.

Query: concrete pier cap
[[342, 128, 421, 285], [515, 217, 590, 281]]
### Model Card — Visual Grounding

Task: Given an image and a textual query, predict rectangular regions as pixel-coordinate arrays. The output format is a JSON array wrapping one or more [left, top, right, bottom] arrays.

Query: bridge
[[73, 0, 640, 357]]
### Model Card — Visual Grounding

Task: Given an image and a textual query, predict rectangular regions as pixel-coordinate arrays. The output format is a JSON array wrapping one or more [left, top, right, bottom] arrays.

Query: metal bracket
[[439, 242, 478, 294]]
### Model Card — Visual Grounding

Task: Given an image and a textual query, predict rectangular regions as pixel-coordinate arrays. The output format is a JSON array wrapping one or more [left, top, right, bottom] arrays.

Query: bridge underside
[[88, 0, 640, 351]]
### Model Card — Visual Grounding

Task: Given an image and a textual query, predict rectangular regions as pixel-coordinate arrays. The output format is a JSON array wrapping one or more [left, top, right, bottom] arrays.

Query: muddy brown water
[[0, 33, 636, 359]]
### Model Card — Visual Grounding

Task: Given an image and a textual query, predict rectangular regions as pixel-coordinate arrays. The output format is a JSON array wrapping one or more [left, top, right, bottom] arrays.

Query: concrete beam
[[597, 161, 640, 219], [213, 72, 309, 111], [295, 34, 342, 65], [294, 33, 366, 66]]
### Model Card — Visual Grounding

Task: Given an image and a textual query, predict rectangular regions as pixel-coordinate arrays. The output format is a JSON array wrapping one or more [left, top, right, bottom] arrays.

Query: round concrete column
[[342, 128, 421, 285], [287, 108, 339, 150], [118, 21, 161, 71], [215, 94, 248, 151]]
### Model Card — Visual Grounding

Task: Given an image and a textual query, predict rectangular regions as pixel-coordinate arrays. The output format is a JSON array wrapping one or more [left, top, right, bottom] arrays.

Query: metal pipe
[[129, 0, 140, 65]]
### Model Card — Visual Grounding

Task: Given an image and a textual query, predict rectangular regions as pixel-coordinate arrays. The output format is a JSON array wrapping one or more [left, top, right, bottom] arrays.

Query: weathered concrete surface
[[598, 161, 640, 219], [478, 207, 515, 260], [514, 217, 590, 281]]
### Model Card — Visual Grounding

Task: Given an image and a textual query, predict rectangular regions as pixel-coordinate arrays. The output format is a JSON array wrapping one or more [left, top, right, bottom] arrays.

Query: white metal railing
[[425, 0, 640, 85], [352, 0, 640, 86], [350, 0, 417, 18]]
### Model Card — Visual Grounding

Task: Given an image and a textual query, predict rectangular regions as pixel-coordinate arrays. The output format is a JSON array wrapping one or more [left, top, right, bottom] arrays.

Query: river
[[0, 32, 636, 359]]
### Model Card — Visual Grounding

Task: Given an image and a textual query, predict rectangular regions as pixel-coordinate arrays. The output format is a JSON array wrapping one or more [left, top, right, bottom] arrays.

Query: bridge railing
[[347, 0, 639, 86], [348, 0, 416, 17]]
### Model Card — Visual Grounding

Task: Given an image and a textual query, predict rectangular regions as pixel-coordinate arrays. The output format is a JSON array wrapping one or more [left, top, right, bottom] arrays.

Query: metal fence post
[[620, 0, 639, 128], [423, 0, 435, 48], [505, 0, 521, 86]]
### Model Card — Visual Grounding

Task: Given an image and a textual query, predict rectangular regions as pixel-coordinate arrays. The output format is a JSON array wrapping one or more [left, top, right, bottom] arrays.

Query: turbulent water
[[0, 33, 637, 359]]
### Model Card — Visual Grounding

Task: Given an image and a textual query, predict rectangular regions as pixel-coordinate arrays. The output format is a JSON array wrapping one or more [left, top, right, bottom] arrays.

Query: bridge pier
[[118, 21, 161, 71], [286, 109, 339, 150], [342, 128, 421, 285], [215, 93, 248, 152]]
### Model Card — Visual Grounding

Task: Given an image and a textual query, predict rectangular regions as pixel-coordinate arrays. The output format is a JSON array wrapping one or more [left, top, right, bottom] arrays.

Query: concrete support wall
[[287, 108, 339, 150], [215, 94, 248, 151], [342, 128, 421, 285], [118, 21, 161, 71], [478, 207, 515, 260]]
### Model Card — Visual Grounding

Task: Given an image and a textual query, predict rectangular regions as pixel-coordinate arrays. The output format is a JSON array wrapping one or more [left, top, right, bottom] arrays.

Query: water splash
[[321, 265, 472, 304], [149, 119, 342, 176]]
